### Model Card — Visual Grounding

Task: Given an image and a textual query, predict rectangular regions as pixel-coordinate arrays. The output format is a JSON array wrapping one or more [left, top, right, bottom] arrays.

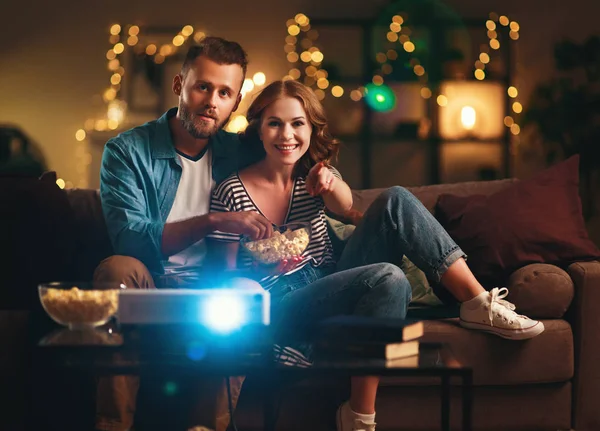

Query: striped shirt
[[208, 168, 341, 290]]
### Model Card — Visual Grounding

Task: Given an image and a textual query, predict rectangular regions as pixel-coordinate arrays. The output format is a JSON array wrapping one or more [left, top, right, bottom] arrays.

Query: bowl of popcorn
[[241, 221, 312, 266], [39, 282, 123, 329]]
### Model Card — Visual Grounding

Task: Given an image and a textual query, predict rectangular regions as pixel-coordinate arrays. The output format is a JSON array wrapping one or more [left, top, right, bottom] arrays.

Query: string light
[[474, 13, 522, 136]]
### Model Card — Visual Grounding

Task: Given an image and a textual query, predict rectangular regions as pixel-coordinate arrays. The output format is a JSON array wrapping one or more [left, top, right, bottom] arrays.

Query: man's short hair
[[181, 36, 248, 82]]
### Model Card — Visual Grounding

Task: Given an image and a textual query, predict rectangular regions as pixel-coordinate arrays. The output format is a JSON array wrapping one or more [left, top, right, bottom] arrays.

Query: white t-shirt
[[163, 148, 215, 281]]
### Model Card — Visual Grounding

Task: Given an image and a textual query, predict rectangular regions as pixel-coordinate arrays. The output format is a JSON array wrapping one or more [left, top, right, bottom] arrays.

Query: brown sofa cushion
[[507, 263, 574, 318], [435, 155, 600, 288]]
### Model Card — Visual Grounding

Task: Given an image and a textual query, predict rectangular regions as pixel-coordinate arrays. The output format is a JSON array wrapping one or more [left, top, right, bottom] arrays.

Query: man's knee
[[93, 255, 155, 289]]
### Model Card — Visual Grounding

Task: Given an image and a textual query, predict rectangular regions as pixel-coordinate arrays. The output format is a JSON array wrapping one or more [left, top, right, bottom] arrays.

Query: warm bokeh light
[[242, 79, 255, 94], [504, 116, 514, 127], [194, 32, 206, 43], [75, 129, 86, 142], [289, 68, 301, 79], [110, 24, 121, 35], [95, 119, 108, 131], [127, 36, 138, 46], [499, 16, 509, 26], [387, 32, 399, 42], [56, 178, 66, 189], [106, 49, 116, 60], [288, 25, 300, 36], [181, 25, 194, 37], [507, 86, 518, 98], [287, 52, 299, 63], [331, 86, 344, 97], [437, 95, 448, 107], [103, 88, 117, 102], [295, 13, 309, 26], [486, 20, 496, 31], [311, 51, 324, 63], [390, 22, 401, 33], [300, 51, 312, 62], [490, 39, 500, 50], [145, 44, 157, 56], [108, 59, 120, 71], [350, 89, 362, 101], [479, 53, 490, 64], [387, 49, 398, 60], [487, 30, 497, 39], [154, 54, 165, 64], [420, 87, 432, 99], [173, 35, 185, 46], [403, 41, 416, 52], [376, 52, 387, 63], [317, 78, 329, 89], [461, 106, 477, 130], [474, 69, 485, 80], [305, 65, 317, 76], [509, 31, 520, 40], [128, 25, 140, 36], [253, 72, 266, 86], [510, 123, 521, 135], [314, 89, 325, 101], [382, 64, 393, 75], [414, 65, 425, 76], [159, 44, 173, 56], [372, 75, 384, 85], [113, 43, 125, 54], [512, 102, 523, 113], [110, 74, 122, 85], [392, 15, 404, 25], [226, 115, 248, 133], [510, 21, 520, 31]]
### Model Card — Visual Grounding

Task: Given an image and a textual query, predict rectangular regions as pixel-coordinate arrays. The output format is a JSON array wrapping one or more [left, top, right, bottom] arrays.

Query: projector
[[117, 287, 270, 332]]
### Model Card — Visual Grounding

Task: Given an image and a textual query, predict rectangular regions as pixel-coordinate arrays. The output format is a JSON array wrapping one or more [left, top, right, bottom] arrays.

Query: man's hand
[[210, 211, 273, 240], [306, 162, 336, 196]]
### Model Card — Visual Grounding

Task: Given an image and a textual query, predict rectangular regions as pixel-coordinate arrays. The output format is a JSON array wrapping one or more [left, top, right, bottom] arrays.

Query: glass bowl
[[240, 221, 312, 266], [38, 282, 123, 329]]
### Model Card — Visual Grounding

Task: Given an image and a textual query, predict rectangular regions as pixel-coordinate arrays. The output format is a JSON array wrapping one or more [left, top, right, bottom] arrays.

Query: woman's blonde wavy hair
[[242, 80, 340, 178]]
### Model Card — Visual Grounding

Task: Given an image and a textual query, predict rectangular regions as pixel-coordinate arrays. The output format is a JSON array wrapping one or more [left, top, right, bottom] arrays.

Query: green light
[[164, 381, 178, 396], [364, 83, 396, 112]]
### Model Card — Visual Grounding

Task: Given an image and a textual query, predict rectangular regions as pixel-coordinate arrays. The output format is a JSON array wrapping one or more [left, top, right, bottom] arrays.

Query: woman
[[207, 80, 543, 431]]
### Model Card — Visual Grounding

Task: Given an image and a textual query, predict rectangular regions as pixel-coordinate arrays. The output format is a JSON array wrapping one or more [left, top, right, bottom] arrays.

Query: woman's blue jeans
[[272, 186, 465, 332]]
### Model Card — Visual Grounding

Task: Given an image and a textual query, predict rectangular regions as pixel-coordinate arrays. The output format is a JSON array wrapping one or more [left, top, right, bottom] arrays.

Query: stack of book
[[312, 315, 424, 363]]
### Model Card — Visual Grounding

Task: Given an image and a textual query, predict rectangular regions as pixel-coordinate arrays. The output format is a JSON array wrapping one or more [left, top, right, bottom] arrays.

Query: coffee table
[[33, 324, 472, 431]]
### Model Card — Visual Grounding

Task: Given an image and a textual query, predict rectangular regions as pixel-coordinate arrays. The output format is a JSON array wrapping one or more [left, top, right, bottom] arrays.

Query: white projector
[[117, 287, 270, 331]]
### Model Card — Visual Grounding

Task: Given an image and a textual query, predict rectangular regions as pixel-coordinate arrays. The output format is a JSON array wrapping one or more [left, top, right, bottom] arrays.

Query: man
[[95, 36, 270, 431]]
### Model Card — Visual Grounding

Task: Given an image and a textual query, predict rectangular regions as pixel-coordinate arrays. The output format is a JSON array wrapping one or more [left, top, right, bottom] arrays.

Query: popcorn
[[41, 287, 119, 326], [243, 227, 310, 264]]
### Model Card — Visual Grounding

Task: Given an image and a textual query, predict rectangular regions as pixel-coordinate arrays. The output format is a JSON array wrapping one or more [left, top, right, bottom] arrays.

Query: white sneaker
[[460, 287, 545, 340], [336, 401, 376, 431]]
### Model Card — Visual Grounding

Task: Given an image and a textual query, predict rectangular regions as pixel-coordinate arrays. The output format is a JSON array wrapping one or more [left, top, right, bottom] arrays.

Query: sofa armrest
[[567, 260, 600, 431]]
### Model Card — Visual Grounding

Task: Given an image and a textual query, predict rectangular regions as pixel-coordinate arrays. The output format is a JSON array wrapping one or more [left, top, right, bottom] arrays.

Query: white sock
[[346, 402, 376, 424]]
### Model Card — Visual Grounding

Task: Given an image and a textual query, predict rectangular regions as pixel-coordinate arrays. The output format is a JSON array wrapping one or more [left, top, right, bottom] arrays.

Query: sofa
[[1, 173, 599, 431]]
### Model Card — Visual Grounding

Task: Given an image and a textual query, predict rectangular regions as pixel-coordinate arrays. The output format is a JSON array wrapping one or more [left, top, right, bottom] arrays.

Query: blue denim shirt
[[100, 108, 262, 274]]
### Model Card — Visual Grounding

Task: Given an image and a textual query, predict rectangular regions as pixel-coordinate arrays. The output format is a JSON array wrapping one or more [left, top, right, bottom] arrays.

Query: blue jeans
[[271, 186, 465, 333], [337, 186, 466, 283]]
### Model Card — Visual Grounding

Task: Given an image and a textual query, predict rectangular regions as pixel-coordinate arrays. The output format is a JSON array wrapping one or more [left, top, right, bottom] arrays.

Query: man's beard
[[178, 104, 228, 139]]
